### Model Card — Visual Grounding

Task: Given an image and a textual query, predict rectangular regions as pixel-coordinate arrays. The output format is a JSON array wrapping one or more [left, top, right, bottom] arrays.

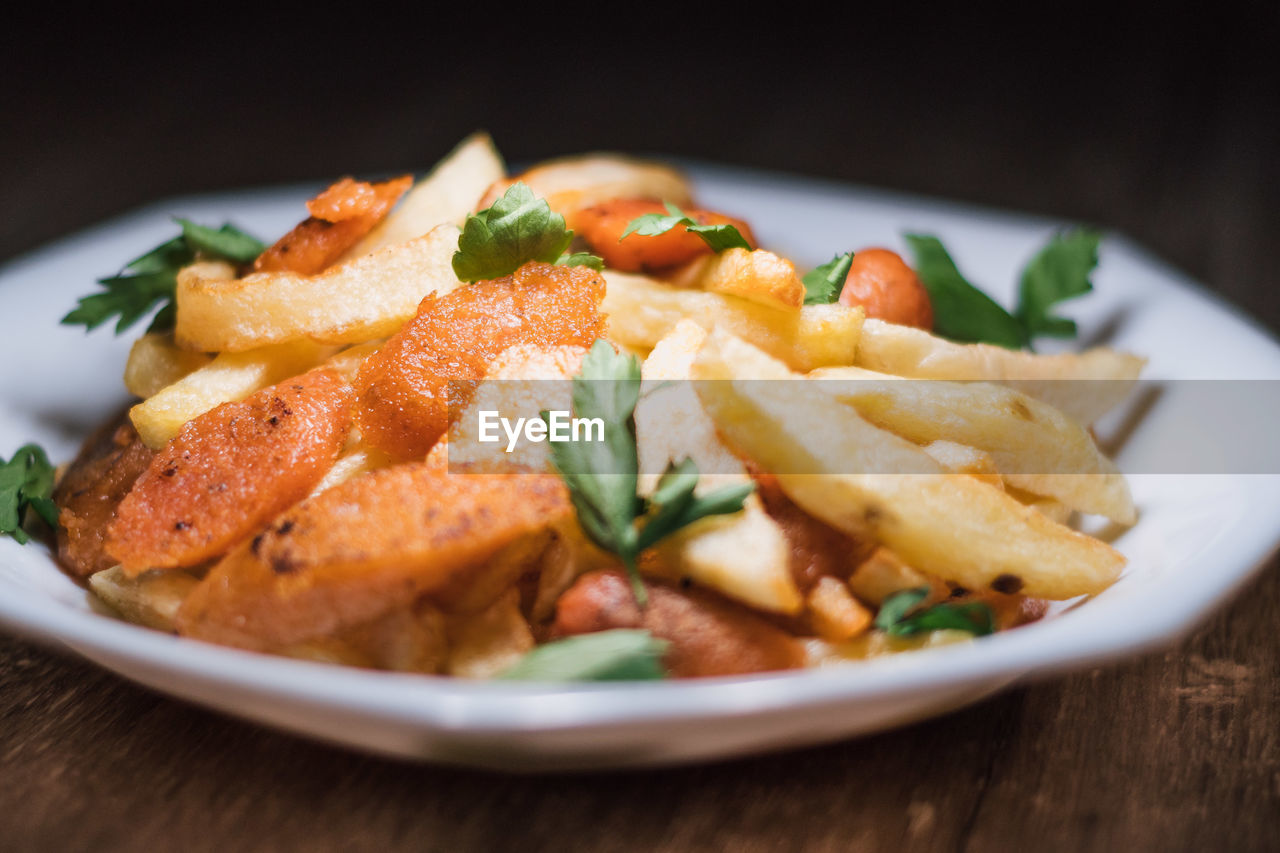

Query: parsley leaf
[[0, 444, 58, 545], [802, 252, 853, 305], [62, 220, 265, 335], [1016, 229, 1101, 339], [636, 458, 755, 552], [452, 183, 575, 282], [619, 201, 752, 253], [499, 629, 669, 681], [904, 234, 1027, 349], [174, 219, 267, 264], [874, 587, 996, 637], [904, 229, 1103, 349], [545, 340, 753, 604], [557, 251, 605, 271]]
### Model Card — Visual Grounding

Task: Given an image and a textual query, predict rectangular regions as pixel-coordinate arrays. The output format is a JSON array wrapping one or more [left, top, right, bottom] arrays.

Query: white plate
[[1, 165, 1278, 770]]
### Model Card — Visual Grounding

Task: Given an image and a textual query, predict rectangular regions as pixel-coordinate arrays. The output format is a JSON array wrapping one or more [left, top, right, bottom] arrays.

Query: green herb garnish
[[874, 586, 996, 637], [544, 340, 754, 604], [500, 629, 669, 681], [903, 229, 1101, 349], [62, 220, 265, 334], [556, 251, 605, 271], [0, 444, 58, 545], [903, 234, 1027, 348], [452, 183, 603, 282], [802, 252, 854, 305], [1015, 229, 1101, 339], [619, 202, 752, 253]]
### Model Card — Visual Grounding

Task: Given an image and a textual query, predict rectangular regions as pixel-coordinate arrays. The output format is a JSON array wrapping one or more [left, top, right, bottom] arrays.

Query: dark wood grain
[[2, 11, 1278, 852]]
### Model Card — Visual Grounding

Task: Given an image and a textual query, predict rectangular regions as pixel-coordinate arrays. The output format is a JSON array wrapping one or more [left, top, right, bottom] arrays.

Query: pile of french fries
[[90, 132, 1144, 676]]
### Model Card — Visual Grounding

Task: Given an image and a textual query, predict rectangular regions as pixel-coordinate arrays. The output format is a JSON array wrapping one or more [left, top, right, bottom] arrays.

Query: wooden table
[[3, 17, 1277, 851]]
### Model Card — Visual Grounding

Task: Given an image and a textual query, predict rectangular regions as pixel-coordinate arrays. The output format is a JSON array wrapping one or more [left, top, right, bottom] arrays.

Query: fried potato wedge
[[176, 463, 570, 650], [693, 330, 1125, 599], [477, 154, 693, 218], [89, 566, 200, 631], [691, 248, 806, 310], [175, 225, 463, 352], [603, 271, 862, 372], [129, 339, 334, 449], [855, 318, 1145, 424], [810, 365, 1136, 523], [340, 131, 505, 261], [109, 369, 354, 574], [636, 320, 802, 614], [124, 334, 212, 399]]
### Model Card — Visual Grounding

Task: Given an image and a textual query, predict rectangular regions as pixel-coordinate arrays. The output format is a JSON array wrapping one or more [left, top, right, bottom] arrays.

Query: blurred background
[[5, 9, 1277, 332]]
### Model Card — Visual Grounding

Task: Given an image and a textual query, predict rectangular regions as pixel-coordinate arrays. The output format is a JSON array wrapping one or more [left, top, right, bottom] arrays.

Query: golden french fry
[[339, 132, 505, 262], [847, 547, 939, 606], [89, 566, 199, 631], [604, 271, 863, 372], [123, 334, 213, 398], [806, 576, 873, 642], [921, 440, 1003, 488], [310, 441, 393, 496], [636, 320, 802, 614], [129, 339, 334, 449], [477, 154, 693, 216], [693, 330, 1125, 599], [810, 364, 1135, 523], [695, 248, 805, 309], [445, 589, 534, 678], [175, 225, 463, 352], [855, 318, 1145, 424], [446, 343, 587, 474]]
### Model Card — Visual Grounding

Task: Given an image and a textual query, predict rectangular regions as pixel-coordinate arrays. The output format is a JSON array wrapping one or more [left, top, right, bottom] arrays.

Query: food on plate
[[0, 133, 1143, 681]]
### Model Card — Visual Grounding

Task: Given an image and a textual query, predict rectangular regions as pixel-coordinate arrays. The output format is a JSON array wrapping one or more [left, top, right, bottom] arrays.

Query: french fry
[[806, 576, 873, 641], [123, 334, 213, 398], [692, 330, 1125, 599], [636, 320, 802, 614], [338, 132, 505, 261], [446, 343, 587, 474], [478, 154, 693, 218], [89, 566, 199, 631], [310, 441, 393, 496], [847, 547, 939, 606], [693, 248, 806, 310], [921, 440, 1003, 488], [604, 271, 863, 372], [175, 225, 463, 352], [129, 340, 334, 449], [810, 364, 1136, 523], [445, 589, 535, 678], [855, 318, 1145, 424]]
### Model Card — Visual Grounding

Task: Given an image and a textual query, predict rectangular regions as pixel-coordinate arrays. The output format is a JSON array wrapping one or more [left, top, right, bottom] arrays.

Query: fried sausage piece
[[106, 369, 353, 574], [53, 413, 155, 578], [552, 569, 804, 678], [355, 261, 606, 461], [570, 198, 756, 273], [837, 248, 933, 330], [254, 175, 412, 275], [176, 463, 570, 650]]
